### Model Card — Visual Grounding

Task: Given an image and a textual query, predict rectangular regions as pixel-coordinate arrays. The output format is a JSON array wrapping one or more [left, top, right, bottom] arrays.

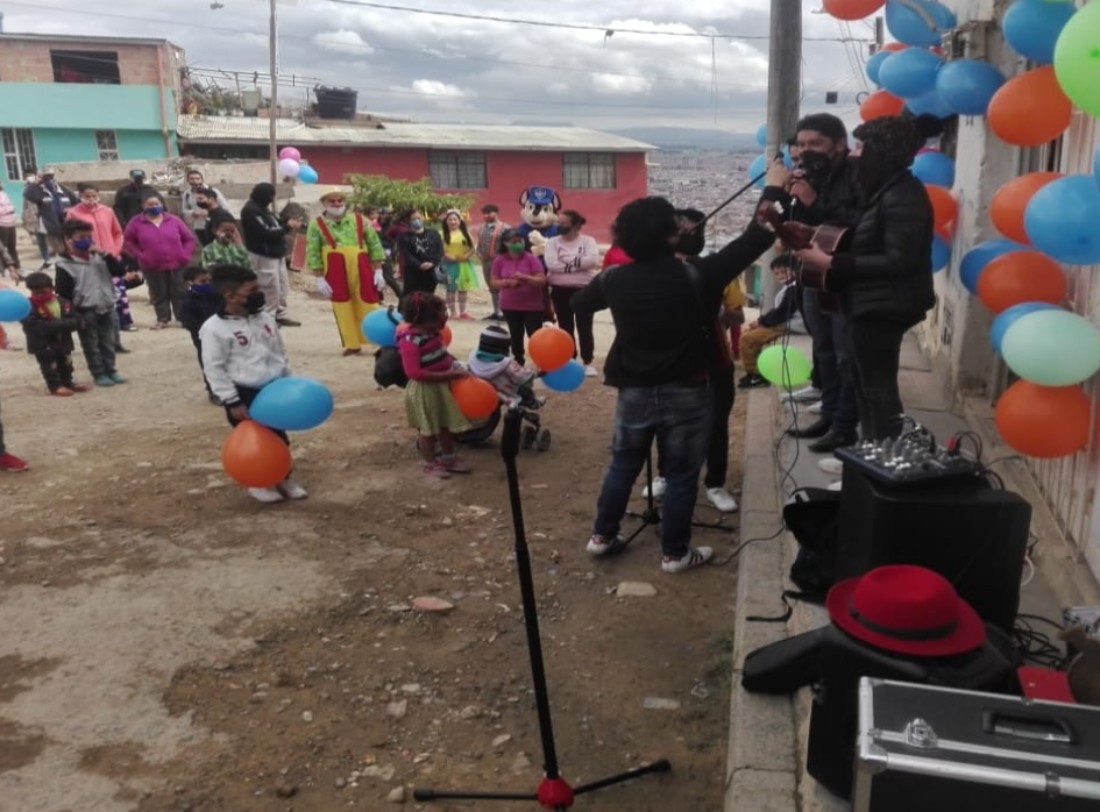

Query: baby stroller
[[455, 387, 550, 451]]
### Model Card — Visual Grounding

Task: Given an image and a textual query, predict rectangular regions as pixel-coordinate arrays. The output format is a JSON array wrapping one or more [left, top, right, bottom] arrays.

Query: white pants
[[249, 252, 290, 317]]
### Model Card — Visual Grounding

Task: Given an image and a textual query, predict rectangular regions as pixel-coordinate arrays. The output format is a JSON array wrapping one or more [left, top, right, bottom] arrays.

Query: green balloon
[[1002, 309, 1100, 387], [1053, 0, 1100, 117], [757, 345, 812, 388]]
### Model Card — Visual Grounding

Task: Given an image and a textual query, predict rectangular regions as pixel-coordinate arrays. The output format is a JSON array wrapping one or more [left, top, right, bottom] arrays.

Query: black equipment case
[[855, 678, 1100, 811]]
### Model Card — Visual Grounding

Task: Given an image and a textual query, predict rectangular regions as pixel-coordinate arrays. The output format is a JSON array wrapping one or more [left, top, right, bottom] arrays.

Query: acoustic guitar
[[755, 202, 850, 294]]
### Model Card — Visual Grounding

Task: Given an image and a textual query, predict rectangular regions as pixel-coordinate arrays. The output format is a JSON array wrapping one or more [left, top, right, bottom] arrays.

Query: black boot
[[786, 418, 831, 439], [808, 429, 858, 454]]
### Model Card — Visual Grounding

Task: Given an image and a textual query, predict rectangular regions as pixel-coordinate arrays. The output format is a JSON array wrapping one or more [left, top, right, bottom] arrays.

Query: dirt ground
[[0, 276, 749, 812]]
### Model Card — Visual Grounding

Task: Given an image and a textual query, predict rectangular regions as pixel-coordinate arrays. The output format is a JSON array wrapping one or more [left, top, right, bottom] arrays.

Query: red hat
[[826, 565, 986, 657]]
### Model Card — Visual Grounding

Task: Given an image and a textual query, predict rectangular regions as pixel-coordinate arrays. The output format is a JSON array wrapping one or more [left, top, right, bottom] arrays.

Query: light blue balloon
[[250, 375, 335, 431], [1025, 175, 1100, 265], [866, 50, 892, 86], [905, 87, 955, 119], [879, 47, 944, 99], [362, 307, 403, 347], [1003, 0, 1076, 66], [936, 60, 1006, 116], [748, 153, 767, 189], [297, 165, 319, 184], [990, 301, 1061, 354], [886, 0, 957, 48], [911, 151, 955, 187], [1002, 309, 1100, 386], [931, 234, 951, 273], [755, 123, 767, 148], [0, 289, 30, 322], [959, 238, 1027, 294], [541, 359, 585, 392]]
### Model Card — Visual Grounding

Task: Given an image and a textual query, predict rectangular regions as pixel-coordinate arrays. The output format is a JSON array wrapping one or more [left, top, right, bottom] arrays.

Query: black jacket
[[179, 289, 221, 340], [829, 171, 935, 325], [21, 299, 82, 356], [112, 182, 156, 227], [758, 281, 802, 328], [240, 199, 287, 258], [572, 188, 781, 389], [24, 182, 79, 236], [793, 156, 864, 229]]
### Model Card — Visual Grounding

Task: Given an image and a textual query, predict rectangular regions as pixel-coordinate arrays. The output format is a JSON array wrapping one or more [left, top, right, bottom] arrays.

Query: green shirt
[[201, 240, 251, 268], [305, 213, 385, 271]]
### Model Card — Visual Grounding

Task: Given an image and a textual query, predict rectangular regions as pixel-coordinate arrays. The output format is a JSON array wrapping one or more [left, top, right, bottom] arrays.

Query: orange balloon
[[924, 184, 958, 234], [995, 381, 1090, 459], [451, 376, 499, 420], [221, 420, 292, 488], [977, 250, 1066, 314], [990, 172, 1062, 244], [882, 42, 906, 53], [859, 90, 905, 122], [441, 323, 453, 347], [823, 0, 885, 21], [988, 67, 1073, 148], [528, 326, 575, 371]]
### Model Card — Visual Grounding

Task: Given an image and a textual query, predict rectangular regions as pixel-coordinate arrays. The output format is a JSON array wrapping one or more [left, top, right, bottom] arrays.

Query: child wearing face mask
[[201, 221, 250, 268], [20, 271, 89, 397], [200, 263, 305, 503], [490, 229, 547, 365], [54, 219, 127, 387], [180, 266, 222, 404]]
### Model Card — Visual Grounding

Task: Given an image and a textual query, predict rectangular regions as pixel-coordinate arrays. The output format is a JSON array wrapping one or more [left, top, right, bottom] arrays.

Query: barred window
[[2, 128, 37, 180], [95, 130, 119, 161], [563, 152, 616, 189], [429, 151, 487, 189]]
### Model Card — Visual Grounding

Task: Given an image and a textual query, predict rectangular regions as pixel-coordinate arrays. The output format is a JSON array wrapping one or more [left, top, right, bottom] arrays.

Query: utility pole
[[268, 0, 278, 184], [761, 0, 802, 311], [874, 16, 885, 53]]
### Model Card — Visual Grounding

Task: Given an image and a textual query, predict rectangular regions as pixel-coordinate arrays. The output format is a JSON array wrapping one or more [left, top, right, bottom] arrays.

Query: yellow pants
[[323, 247, 380, 350], [740, 324, 787, 374], [331, 277, 380, 351]]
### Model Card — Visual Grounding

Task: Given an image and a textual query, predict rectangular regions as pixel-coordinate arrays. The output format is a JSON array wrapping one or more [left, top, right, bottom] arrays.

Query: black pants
[[145, 269, 185, 324], [550, 286, 594, 365], [802, 290, 858, 436], [34, 351, 76, 391], [191, 335, 214, 395], [402, 267, 438, 296], [381, 259, 403, 301], [225, 384, 289, 444], [76, 310, 117, 377], [847, 318, 908, 440], [0, 226, 19, 269], [655, 365, 736, 488], [502, 309, 544, 365], [0, 394, 5, 455]]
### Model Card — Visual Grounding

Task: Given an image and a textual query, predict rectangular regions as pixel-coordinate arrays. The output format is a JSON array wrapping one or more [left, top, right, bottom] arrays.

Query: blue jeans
[[593, 384, 711, 558], [801, 289, 858, 436]]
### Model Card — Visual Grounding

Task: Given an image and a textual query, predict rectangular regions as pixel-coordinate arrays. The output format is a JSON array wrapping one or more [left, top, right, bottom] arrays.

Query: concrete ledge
[[726, 767, 799, 812]]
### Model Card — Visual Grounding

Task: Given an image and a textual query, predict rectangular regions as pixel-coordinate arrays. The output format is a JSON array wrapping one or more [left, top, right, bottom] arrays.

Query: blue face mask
[[144, 205, 163, 216], [192, 283, 214, 295], [410, 218, 424, 229], [72, 238, 93, 252]]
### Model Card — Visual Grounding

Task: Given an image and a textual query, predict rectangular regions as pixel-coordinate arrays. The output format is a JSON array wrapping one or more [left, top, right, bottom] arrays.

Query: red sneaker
[[69, 383, 91, 393], [0, 452, 29, 473], [50, 387, 75, 397]]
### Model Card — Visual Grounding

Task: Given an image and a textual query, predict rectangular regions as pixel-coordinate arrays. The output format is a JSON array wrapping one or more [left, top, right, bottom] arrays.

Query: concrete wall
[[0, 38, 183, 87], [0, 84, 177, 131]]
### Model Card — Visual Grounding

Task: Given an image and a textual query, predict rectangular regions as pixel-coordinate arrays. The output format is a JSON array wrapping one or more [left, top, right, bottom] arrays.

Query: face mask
[[192, 283, 214, 295], [325, 206, 347, 218], [196, 201, 211, 210], [507, 243, 525, 255], [216, 232, 233, 243], [72, 238, 94, 252], [410, 219, 424, 230], [558, 225, 572, 235], [144, 206, 163, 216], [245, 291, 266, 314], [797, 150, 833, 184], [82, 199, 98, 209]]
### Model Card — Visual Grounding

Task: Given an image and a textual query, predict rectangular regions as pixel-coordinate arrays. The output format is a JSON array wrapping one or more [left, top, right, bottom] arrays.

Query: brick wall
[[0, 38, 179, 88]]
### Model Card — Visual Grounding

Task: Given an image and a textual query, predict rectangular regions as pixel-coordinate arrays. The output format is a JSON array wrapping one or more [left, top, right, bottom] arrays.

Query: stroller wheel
[[536, 429, 552, 452], [521, 425, 538, 450]]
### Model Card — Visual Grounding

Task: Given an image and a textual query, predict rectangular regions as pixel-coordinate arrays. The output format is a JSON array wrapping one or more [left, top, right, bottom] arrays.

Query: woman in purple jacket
[[122, 193, 197, 329]]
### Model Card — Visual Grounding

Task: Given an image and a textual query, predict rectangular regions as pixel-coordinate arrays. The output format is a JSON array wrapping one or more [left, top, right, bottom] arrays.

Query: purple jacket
[[123, 213, 197, 272]]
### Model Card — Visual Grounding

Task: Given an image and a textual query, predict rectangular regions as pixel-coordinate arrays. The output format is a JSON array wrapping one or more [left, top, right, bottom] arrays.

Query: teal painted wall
[[2, 128, 177, 181], [0, 84, 177, 130]]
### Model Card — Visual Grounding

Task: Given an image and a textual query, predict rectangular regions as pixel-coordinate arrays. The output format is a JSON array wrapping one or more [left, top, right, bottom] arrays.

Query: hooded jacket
[[199, 309, 291, 405], [240, 183, 287, 258], [24, 181, 78, 236], [64, 203, 125, 257], [54, 251, 124, 314]]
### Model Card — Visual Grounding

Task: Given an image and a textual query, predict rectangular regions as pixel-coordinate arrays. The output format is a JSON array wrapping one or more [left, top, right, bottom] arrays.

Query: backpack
[[783, 487, 842, 603], [374, 346, 408, 389]]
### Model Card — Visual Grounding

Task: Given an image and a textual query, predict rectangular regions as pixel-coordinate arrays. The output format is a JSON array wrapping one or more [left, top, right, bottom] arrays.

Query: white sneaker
[[583, 364, 599, 378], [586, 533, 624, 556], [705, 487, 739, 513], [780, 386, 820, 403], [808, 400, 824, 415], [248, 487, 285, 504], [818, 458, 843, 476], [642, 476, 667, 499], [278, 477, 309, 500], [661, 546, 714, 574], [826, 480, 843, 492]]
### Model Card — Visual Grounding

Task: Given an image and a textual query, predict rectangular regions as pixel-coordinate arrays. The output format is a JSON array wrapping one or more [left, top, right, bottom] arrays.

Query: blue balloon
[[755, 123, 767, 148], [748, 153, 767, 189], [904, 87, 955, 119], [886, 0, 957, 48], [990, 301, 1061, 354], [362, 307, 403, 347], [1025, 175, 1100, 265], [935, 59, 1006, 116], [879, 47, 944, 99], [0, 289, 30, 322], [931, 234, 951, 273], [297, 164, 319, 184], [541, 359, 585, 393], [911, 151, 955, 187], [1003, 0, 1076, 66], [250, 375, 334, 431], [866, 50, 892, 86], [1094, 142, 1100, 187], [959, 238, 1027, 294]]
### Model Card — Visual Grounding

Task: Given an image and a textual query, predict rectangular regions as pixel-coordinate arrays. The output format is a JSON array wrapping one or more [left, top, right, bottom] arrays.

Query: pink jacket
[[123, 213, 197, 272], [66, 203, 124, 257], [0, 190, 17, 228]]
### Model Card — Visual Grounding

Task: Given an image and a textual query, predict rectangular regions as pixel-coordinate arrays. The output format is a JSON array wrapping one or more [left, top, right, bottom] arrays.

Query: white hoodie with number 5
[[199, 311, 291, 406]]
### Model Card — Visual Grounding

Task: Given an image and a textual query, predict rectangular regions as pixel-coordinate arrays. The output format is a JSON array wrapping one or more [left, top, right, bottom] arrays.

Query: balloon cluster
[[222, 377, 334, 486], [277, 146, 319, 185]]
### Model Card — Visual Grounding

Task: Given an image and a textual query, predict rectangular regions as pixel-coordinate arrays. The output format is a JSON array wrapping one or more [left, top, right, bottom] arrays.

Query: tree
[[346, 175, 475, 220]]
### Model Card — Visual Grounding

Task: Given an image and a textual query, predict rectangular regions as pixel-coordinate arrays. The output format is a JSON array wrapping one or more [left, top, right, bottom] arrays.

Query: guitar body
[[756, 204, 850, 312]]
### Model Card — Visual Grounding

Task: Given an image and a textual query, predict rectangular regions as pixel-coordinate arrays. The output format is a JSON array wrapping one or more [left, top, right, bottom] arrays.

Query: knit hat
[[478, 324, 511, 357], [852, 114, 942, 171]]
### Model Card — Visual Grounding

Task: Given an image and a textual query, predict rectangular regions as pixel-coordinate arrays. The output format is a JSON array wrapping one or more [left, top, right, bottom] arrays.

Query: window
[[51, 50, 120, 84], [563, 152, 616, 189], [2, 128, 37, 180], [429, 151, 487, 189], [95, 130, 119, 162]]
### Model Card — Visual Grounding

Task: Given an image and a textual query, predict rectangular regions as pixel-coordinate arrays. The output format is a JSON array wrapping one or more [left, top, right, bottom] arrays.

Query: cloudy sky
[[4, 0, 877, 134]]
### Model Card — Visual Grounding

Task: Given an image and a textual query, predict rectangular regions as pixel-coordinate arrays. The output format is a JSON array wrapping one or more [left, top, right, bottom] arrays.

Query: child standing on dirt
[[179, 266, 222, 405], [199, 263, 307, 504], [21, 271, 90, 397], [397, 292, 472, 479]]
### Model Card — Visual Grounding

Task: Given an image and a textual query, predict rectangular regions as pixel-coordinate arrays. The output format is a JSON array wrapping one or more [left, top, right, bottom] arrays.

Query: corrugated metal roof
[[177, 116, 654, 152]]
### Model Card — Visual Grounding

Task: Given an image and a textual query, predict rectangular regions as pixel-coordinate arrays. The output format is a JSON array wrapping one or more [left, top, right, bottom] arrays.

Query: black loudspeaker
[[835, 468, 1032, 632]]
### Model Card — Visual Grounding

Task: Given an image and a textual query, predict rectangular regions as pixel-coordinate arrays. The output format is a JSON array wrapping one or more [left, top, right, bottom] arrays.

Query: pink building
[[177, 116, 652, 243]]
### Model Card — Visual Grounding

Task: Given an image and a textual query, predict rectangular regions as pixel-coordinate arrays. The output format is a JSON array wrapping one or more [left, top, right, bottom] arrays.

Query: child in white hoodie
[[466, 324, 541, 408], [200, 263, 306, 504]]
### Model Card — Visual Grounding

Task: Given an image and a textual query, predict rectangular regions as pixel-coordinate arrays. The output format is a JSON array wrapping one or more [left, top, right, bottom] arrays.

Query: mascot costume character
[[516, 185, 562, 257]]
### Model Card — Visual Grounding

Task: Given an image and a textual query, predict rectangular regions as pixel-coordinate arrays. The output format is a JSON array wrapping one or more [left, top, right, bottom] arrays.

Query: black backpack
[[783, 487, 842, 603], [374, 346, 408, 389]]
